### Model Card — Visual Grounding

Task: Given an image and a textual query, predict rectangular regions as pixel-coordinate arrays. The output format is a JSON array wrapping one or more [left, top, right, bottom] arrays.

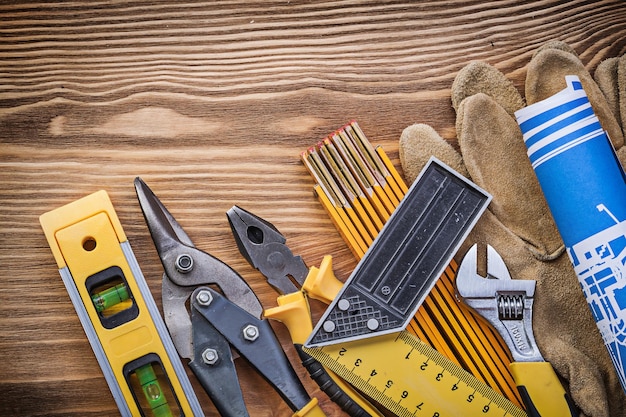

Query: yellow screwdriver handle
[[509, 361, 578, 417]]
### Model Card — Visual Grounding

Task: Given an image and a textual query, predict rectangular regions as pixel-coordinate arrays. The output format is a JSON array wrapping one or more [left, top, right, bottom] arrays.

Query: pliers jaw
[[456, 244, 543, 363], [227, 205, 284, 266], [227, 205, 309, 295]]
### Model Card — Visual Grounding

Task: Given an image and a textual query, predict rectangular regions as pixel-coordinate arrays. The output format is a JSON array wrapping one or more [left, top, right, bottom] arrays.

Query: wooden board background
[[1, 1, 625, 416]]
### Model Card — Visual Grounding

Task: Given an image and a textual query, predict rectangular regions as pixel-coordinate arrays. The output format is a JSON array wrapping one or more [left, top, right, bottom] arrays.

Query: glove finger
[[456, 92, 563, 258], [451, 60, 525, 116], [595, 54, 626, 139], [595, 57, 622, 126], [526, 44, 624, 150], [531, 39, 579, 59], [398, 123, 467, 183]]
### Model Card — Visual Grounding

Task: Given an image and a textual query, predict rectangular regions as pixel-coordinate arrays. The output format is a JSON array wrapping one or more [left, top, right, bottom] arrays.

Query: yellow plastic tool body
[[510, 362, 576, 417], [293, 397, 324, 417], [264, 255, 383, 417], [301, 121, 524, 408], [40, 191, 203, 417]]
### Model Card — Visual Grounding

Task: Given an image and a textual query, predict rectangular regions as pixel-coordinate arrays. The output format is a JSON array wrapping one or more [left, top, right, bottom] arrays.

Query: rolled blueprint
[[514, 75, 626, 391]]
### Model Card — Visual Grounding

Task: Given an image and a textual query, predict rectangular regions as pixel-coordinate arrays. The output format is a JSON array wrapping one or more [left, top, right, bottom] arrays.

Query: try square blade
[[305, 157, 491, 347]]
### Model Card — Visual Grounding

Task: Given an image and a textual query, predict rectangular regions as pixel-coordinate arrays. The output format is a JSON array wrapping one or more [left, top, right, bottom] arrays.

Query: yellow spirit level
[[40, 190, 204, 417]]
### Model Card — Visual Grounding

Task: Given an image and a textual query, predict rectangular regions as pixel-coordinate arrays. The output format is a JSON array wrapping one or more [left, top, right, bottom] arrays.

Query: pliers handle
[[227, 206, 383, 417], [265, 256, 381, 416]]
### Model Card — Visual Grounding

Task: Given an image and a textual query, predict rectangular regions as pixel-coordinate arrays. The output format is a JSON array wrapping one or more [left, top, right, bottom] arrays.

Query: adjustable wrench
[[456, 244, 577, 417]]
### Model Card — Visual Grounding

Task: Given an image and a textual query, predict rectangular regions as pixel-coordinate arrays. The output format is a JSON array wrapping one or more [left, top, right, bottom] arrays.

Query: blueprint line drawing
[[569, 207, 626, 389], [516, 75, 626, 391]]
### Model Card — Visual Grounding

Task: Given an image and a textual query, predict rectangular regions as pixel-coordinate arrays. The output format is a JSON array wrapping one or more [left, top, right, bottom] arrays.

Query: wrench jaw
[[457, 244, 544, 363]]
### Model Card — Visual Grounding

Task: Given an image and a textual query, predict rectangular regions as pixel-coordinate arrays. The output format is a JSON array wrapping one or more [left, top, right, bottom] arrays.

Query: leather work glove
[[399, 41, 626, 417]]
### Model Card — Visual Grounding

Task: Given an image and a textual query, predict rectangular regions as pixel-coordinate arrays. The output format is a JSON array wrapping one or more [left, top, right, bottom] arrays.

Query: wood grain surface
[[1, 1, 625, 416]]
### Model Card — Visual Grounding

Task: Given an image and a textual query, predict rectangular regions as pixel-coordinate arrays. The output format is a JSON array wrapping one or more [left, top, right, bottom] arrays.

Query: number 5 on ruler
[[304, 331, 526, 417]]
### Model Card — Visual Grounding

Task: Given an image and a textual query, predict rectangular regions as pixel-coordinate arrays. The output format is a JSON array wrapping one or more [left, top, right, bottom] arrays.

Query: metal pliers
[[134, 178, 324, 417], [456, 244, 578, 417], [227, 206, 383, 417]]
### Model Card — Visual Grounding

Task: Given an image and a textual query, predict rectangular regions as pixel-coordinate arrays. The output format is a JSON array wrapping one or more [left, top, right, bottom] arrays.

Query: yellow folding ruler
[[40, 190, 203, 417], [301, 122, 526, 414], [304, 331, 525, 417]]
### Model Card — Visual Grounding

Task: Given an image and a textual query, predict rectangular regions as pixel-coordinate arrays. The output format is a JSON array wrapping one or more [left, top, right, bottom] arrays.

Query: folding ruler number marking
[[305, 331, 526, 417]]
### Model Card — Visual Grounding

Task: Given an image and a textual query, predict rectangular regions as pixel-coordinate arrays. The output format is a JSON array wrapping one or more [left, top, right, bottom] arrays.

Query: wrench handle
[[510, 361, 578, 417]]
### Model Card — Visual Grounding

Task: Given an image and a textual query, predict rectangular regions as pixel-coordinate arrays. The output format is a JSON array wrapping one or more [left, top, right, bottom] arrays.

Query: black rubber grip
[[295, 344, 372, 417], [517, 385, 578, 417], [517, 386, 540, 417]]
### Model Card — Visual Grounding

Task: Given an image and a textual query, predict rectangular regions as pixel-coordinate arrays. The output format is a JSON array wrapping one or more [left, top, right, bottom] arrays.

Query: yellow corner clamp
[[40, 190, 203, 417]]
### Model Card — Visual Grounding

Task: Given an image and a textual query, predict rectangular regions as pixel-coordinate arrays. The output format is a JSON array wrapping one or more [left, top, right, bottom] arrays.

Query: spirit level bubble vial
[[40, 190, 204, 417]]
